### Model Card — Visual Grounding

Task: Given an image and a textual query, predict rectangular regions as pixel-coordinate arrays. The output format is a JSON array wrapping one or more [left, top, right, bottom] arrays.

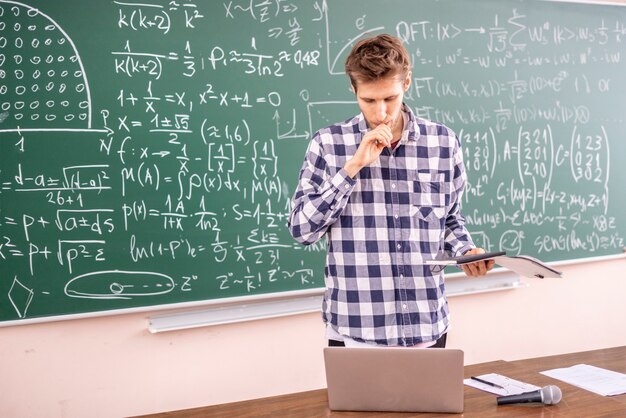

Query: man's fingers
[[463, 260, 494, 277], [461, 262, 477, 277], [369, 126, 392, 147], [477, 261, 487, 276], [466, 264, 477, 277], [379, 125, 393, 146], [459, 247, 495, 277], [461, 264, 475, 277], [372, 135, 388, 148]]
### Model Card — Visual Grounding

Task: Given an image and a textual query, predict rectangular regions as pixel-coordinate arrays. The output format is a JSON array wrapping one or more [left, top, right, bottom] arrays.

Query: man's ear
[[404, 71, 412, 91]]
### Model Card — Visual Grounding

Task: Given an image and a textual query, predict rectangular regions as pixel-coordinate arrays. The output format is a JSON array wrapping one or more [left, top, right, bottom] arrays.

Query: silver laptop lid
[[324, 347, 464, 413]]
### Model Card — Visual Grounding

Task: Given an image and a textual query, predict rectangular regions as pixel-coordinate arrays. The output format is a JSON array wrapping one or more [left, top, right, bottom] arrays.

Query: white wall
[[1, 258, 626, 418]]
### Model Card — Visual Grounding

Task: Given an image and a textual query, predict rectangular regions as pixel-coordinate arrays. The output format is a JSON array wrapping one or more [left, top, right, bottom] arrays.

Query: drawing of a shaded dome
[[0, 0, 92, 130]]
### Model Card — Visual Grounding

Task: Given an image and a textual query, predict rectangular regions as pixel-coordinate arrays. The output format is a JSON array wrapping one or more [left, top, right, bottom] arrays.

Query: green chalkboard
[[1, 0, 625, 323]]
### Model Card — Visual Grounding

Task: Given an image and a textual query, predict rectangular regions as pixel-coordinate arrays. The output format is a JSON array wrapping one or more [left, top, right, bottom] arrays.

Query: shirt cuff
[[457, 245, 476, 256], [331, 168, 357, 196]]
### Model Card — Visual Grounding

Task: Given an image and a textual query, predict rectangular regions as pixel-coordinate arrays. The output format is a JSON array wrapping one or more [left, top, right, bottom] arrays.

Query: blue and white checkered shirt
[[288, 105, 474, 346]]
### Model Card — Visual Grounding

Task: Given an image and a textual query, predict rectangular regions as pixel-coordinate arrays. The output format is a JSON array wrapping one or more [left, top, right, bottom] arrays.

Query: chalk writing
[[0, 0, 625, 322]]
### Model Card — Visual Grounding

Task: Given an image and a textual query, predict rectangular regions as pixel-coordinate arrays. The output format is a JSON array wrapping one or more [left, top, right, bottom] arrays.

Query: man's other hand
[[460, 247, 495, 277]]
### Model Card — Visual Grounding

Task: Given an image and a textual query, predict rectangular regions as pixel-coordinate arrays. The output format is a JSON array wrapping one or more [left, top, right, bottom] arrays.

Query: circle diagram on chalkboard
[[64, 270, 175, 300], [0, 0, 93, 132]]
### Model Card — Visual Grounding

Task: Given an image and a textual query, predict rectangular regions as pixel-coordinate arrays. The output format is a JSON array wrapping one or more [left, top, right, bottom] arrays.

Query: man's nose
[[376, 103, 387, 121]]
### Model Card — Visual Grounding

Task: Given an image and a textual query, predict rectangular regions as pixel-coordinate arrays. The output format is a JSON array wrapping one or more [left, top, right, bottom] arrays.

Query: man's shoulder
[[313, 114, 362, 148], [316, 114, 361, 136], [413, 116, 457, 138]]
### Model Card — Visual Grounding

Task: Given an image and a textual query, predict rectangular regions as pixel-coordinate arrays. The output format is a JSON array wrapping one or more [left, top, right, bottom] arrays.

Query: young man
[[288, 34, 493, 348]]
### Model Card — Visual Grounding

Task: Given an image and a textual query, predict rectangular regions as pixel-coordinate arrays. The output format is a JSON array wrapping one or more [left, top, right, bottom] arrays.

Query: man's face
[[354, 73, 411, 132]]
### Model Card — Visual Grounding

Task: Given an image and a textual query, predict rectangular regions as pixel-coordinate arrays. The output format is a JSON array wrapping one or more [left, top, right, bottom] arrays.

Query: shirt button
[[400, 274, 404, 279], [391, 183, 396, 189], [402, 304, 408, 310], [344, 184, 349, 189], [394, 214, 399, 219], [397, 244, 402, 250]]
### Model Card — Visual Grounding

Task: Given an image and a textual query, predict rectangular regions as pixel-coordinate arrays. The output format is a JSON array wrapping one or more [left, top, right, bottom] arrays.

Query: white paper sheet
[[540, 364, 626, 396], [463, 373, 541, 396]]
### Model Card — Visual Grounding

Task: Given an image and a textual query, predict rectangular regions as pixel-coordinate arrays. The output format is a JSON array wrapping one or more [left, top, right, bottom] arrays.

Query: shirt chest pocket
[[410, 172, 449, 222]]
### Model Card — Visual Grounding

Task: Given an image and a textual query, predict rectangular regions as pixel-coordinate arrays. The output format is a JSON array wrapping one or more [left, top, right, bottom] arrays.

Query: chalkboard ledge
[[147, 270, 525, 333], [148, 292, 322, 333]]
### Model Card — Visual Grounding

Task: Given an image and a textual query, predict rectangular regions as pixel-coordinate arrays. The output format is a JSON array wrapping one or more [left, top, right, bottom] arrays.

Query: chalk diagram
[[0, 0, 103, 133], [64, 270, 175, 300], [1, 1, 174, 317], [8, 276, 34, 318], [274, 0, 384, 141], [7, 268, 178, 316]]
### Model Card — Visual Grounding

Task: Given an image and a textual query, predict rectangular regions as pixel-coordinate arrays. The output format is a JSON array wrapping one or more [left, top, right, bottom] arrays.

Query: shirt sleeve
[[443, 135, 475, 256], [288, 132, 356, 245]]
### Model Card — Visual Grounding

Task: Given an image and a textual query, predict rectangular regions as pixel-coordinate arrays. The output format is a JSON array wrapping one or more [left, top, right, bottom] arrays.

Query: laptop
[[324, 347, 464, 413]]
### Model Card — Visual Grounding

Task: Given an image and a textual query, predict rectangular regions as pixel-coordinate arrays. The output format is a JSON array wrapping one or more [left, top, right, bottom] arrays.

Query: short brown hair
[[344, 34, 411, 89]]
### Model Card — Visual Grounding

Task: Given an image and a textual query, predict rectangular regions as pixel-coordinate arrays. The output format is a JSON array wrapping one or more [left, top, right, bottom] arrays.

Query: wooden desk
[[139, 346, 626, 417]]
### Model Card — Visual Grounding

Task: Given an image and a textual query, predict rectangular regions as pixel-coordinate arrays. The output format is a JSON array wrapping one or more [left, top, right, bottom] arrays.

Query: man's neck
[[391, 108, 406, 142]]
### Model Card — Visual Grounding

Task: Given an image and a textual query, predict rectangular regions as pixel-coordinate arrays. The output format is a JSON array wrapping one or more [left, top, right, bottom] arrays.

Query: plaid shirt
[[288, 105, 474, 346]]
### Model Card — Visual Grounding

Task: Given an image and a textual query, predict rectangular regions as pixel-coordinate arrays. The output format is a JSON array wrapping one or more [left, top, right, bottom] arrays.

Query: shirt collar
[[403, 103, 418, 143]]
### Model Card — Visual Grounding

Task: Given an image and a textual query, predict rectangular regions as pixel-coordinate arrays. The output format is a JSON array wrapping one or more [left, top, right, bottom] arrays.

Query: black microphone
[[496, 385, 562, 405]]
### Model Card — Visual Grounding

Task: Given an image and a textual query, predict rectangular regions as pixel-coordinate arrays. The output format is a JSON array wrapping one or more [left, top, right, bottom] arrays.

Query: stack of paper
[[541, 364, 626, 396], [463, 373, 541, 396]]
